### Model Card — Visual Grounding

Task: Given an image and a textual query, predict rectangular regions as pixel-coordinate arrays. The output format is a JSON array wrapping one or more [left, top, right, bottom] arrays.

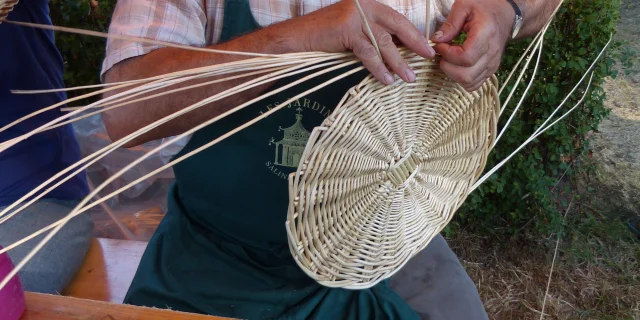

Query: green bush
[[453, 0, 622, 237], [50, 0, 623, 238], [50, 0, 116, 104]]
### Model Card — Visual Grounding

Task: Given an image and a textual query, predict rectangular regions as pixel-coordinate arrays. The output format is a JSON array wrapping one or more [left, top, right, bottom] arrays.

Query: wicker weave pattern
[[0, 0, 18, 24], [286, 48, 500, 289]]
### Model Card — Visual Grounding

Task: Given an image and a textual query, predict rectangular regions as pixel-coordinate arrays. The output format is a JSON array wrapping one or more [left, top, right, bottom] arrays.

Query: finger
[[370, 25, 415, 83], [461, 68, 491, 92], [431, 1, 469, 43], [352, 34, 395, 85], [465, 81, 485, 92], [440, 51, 491, 90], [374, 4, 435, 58], [434, 16, 494, 67], [466, 69, 491, 92], [465, 55, 502, 91]]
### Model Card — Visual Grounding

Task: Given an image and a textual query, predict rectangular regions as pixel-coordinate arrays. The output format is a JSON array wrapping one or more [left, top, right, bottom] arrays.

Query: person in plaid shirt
[[100, 1, 559, 319]]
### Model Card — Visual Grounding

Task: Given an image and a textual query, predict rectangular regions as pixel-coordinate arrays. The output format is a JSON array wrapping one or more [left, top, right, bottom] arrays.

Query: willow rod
[[0, 54, 345, 141], [0, 60, 365, 291], [6, 20, 335, 59], [0, 56, 352, 224], [498, 0, 564, 98], [472, 32, 613, 190], [4, 67, 290, 144]]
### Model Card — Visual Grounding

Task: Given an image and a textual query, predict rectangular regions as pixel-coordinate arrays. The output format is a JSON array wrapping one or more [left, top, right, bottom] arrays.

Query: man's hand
[[430, 0, 516, 92], [301, 0, 436, 85]]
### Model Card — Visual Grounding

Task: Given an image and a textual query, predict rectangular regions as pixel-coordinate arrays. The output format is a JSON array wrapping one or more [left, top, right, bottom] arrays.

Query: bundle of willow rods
[[0, 0, 611, 291]]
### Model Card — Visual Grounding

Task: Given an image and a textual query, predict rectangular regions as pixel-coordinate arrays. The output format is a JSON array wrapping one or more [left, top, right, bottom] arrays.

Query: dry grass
[[449, 216, 640, 320], [591, 76, 640, 214], [616, 0, 640, 83]]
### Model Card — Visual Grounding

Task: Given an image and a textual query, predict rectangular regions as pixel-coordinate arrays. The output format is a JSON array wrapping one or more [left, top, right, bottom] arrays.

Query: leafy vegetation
[[49, 0, 115, 105], [452, 0, 626, 238]]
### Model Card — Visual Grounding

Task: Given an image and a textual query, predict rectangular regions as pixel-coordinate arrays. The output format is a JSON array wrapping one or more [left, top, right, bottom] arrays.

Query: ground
[[449, 1, 640, 319]]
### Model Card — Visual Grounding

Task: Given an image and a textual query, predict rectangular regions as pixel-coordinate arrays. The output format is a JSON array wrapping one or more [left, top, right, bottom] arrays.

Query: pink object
[[0, 246, 25, 320]]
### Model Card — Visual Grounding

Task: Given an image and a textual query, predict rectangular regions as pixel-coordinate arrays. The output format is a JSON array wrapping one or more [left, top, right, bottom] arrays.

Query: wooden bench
[[22, 292, 231, 320], [59, 238, 240, 319], [63, 238, 147, 303]]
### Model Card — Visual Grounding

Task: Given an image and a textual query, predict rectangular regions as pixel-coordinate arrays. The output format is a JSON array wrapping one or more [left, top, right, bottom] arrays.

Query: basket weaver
[[286, 48, 500, 289], [0, 0, 501, 289], [2, 0, 604, 294]]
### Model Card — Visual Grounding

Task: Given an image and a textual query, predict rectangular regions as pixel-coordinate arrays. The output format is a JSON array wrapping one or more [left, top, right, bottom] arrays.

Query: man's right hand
[[298, 0, 436, 86]]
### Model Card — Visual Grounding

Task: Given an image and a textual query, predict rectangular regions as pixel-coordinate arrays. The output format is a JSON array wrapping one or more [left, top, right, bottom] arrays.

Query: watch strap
[[505, 0, 523, 39], [506, 0, 522, 18]]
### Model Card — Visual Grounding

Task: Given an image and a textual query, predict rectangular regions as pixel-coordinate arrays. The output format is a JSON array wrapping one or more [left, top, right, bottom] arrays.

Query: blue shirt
[[0, 0, 88, 206]]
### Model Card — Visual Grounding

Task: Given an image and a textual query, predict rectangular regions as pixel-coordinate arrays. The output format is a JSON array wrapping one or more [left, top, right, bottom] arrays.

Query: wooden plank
[[63, 238, 147, 303], [21, 292, 232, 320], [90, 204, 164, 241]]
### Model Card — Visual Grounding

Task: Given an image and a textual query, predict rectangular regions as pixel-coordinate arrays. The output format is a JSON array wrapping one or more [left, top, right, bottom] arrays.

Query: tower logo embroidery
[[269, 108, 310, 168], [263, 98, 331, 180]]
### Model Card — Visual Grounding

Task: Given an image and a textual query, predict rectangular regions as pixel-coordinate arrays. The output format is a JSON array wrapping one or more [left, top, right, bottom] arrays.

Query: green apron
[[124, 1, 420, 319]]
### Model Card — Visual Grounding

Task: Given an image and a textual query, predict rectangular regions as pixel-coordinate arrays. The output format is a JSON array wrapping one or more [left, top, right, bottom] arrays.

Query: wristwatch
[[506, 0, 523, 39]]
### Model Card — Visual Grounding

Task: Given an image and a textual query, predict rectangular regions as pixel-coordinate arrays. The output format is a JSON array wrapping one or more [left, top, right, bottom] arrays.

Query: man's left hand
[[431, 0, 516, 92]]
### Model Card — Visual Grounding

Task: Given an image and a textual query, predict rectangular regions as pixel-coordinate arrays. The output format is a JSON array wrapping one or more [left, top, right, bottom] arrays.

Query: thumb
[[431, 3, 468, 43]]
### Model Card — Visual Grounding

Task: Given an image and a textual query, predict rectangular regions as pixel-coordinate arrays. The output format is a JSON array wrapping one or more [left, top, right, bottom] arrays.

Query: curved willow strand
[[0, 61, 365, 292], [0, 61, 364, 256], [494, 28, 546, 146], [12, 77, 159, 94], [498, 0, 564, 97], [4, 67, 290, 143], [473, 33, 613, 190], [0, 57, 349, 224], [472, 72, 595, 191], [5, 20, 335, 59], [0, 55, 327, 138]]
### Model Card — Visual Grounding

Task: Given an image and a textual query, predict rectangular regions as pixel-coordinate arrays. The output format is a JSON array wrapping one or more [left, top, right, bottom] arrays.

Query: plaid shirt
[[101, 0, 454, 158], [101, 0, 454, 77]]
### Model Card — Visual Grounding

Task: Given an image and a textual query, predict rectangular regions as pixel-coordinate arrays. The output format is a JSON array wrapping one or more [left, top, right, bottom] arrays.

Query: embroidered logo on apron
[[269, 108, 309, 168]]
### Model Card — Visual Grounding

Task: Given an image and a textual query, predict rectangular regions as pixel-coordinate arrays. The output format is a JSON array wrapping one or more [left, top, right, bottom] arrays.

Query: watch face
[[513, 17, 523, 39]]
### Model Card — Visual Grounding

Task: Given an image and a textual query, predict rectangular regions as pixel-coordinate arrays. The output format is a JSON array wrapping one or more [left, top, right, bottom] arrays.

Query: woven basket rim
[[285, 50, 500, 289]]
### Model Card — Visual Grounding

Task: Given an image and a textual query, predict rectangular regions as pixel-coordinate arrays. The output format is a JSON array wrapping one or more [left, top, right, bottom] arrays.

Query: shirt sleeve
[[430, 0, 455, 37], [100, 0, 208, 80]]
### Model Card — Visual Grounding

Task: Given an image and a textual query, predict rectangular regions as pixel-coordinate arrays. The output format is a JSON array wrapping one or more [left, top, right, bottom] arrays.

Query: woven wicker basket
[[286, 48, 500, 289]]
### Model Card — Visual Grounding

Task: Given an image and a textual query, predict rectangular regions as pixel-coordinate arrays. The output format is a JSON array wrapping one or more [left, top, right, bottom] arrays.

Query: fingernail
[[427, 44, 436, 57], [384, 73, 395, 85], [424, 38, 436, 56], [433, 31, 444, 40], [404, 68, 416, 82]]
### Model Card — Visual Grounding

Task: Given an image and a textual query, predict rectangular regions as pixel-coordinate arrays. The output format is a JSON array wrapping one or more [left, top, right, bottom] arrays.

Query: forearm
[[515, 0, 563, 39], [103, 20, 308, 147]]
